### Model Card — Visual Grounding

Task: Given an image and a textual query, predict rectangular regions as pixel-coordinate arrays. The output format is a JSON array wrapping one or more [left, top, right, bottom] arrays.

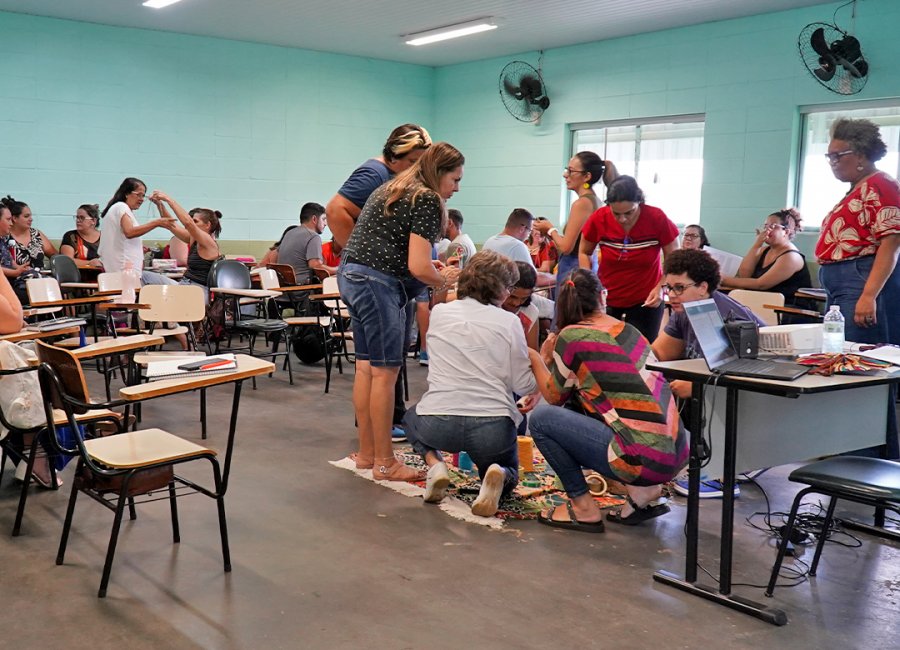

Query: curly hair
[[831, 117, 887, 163], [457, 250, 519, 306], [663, 249, 721, 293], [769, 207, 802, 236]]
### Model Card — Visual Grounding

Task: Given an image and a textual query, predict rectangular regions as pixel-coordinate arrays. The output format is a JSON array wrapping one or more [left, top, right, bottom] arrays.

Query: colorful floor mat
[[330, 445, 626, 529]]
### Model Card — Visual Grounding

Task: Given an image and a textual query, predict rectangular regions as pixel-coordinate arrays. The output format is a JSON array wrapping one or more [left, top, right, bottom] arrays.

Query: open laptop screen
[[683, 299, 738, 371]]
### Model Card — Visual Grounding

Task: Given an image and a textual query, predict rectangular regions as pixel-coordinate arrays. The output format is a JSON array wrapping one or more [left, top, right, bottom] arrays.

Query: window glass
[[798, 105, 900, 227], [571, 118, 705, 226]]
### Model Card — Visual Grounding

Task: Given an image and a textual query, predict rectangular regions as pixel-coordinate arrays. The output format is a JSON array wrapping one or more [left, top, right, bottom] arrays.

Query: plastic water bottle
[[822, 305, 845, 353], [120, 262, 139, 304]]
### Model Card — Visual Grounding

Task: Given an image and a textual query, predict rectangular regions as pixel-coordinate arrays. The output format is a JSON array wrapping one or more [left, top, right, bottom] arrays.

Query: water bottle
[[821, 305, 845, 354], [120, 261, 138, 304]]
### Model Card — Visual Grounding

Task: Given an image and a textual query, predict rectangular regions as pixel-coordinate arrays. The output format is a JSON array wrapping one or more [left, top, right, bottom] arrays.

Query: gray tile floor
[[2, 358, 899, 649]]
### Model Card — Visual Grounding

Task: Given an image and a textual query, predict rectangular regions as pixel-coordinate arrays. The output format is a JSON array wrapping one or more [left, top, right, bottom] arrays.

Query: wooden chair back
[[25, 277, 63, 303], [138, 284, 205, 323], [34, 340, 92, 415], [729, 289, 784, 327], [266, 263, 297, 286]]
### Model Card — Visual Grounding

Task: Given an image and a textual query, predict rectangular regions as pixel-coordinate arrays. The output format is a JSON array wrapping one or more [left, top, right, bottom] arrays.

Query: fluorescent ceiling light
[[404, 19, 497, 46], [143, 0, 184, 8]]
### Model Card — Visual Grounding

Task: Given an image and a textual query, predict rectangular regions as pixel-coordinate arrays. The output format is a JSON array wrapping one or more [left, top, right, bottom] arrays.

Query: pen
[[200, 359, 234, 371]]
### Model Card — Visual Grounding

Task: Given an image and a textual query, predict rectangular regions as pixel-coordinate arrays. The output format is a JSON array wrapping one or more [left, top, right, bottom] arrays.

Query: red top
[[321, 240, 342, 267], [815, 171, 900, 263], [581, 204, 678, 307], [530, 242, 557, 269]]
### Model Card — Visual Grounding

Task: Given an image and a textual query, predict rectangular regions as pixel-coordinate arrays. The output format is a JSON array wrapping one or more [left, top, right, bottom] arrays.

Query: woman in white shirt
[[98, 177, 175, 285], [404, 250, 538, 517]]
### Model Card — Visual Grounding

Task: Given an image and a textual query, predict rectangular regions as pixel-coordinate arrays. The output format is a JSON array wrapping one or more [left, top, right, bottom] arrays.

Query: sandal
[[372, 457, 426, 482], [349, 452, 374, 470], [607, 495, 670, 526], [537, 501, 605, 533]]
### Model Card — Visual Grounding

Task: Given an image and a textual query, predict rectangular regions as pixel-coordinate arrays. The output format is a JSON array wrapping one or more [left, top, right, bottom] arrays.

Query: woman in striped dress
[[527, 269, 688, 531]]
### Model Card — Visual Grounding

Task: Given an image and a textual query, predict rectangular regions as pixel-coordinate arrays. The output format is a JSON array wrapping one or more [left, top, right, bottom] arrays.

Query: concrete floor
[[2, 356, 900, 649]]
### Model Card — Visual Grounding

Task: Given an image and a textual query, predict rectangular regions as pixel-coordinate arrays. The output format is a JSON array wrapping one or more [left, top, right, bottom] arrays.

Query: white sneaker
[[423, 462, 450, 503], [471, 464, 505, 517]]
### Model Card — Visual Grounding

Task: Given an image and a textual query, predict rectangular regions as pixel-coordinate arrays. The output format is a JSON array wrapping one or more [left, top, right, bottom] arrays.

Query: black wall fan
[[499, 61, 550, 123], [798, 22, 868, 95]]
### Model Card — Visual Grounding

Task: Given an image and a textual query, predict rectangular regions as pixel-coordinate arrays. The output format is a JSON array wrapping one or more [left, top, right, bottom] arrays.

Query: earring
[[583, 182, 590, 190]]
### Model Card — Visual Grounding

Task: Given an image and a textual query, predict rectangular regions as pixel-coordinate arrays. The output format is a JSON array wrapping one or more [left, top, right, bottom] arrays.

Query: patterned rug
[[329, 445, 626, 529]]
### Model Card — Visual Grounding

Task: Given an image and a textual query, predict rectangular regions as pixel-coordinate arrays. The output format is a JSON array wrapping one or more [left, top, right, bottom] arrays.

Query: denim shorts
[[338, 262, 415, 367]]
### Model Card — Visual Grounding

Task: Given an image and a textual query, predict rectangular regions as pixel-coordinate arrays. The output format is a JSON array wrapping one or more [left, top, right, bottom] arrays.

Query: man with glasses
[[651, 248, 762, 499]]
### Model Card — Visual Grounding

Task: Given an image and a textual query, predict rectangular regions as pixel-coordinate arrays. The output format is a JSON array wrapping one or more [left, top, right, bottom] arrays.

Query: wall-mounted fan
[[798, 22, 868, 95], [499, 60, 550, 123]]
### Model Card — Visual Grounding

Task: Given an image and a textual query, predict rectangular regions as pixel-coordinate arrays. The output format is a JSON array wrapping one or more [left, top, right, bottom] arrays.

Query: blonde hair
[[383, 124, 432, 162], [382, 142, 464, 230]]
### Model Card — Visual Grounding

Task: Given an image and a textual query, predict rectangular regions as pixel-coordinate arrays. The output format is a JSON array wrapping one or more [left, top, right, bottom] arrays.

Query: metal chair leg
[[766, 487, 812, 597], [809, 495, 838, 576], [98, 488, 130, 598], [57, 466, 82, 565], [169, 479, 180, 543]]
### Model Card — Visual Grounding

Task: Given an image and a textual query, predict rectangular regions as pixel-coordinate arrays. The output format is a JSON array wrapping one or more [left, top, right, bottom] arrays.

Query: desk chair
[[23, 277, 64, 318], [766, 456, 900, 598], [729, 289, 784, 327], [258, 268, 330, 371], [208, 260, 292, 385], [319, 275, 355, 394], [50, 254, 98, 294], [35, 340, 230, 598]]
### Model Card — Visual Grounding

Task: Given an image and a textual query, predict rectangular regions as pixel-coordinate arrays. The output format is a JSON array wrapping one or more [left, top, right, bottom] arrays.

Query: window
[[796, 103, 900, 227], [569, 116, 705, 226]]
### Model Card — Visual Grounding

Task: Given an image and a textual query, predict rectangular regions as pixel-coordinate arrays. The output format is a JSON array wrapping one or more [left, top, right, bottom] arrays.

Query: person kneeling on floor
[[527, 269, 688, 531], [404, 250, 538, 517]]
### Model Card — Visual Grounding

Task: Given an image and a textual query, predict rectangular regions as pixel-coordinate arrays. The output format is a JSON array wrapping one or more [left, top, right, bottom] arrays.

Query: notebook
[[683, 299, 810, 381], [145, 353, 238, 381], [25, 317, 87, 332]]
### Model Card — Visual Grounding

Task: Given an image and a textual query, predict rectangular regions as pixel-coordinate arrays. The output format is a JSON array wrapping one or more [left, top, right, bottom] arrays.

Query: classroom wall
[[2, 1, 899, 258], [433, 0, 900, 255], [0, 11, 433, 245]]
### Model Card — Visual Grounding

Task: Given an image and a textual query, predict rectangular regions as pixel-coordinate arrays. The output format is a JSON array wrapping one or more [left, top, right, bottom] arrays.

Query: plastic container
[[821, 305, 845, 354], [119, 262, 140, 304]]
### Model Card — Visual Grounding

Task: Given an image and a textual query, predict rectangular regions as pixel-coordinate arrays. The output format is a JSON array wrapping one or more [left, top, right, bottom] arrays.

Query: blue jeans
[[529, 404, 617, 499], [338, 262, 420, 367], [404, 408, 519, 495], [141, 270, 177, 286], [179, 277, 210, 304], [819, 255, 900, 346]]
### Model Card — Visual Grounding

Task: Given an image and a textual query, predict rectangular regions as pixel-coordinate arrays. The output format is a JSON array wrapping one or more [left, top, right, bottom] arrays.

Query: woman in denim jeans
[[403, 251, 538, 516], [527, 270, 687, 532], [815, 118, 900, 346], [338, 143, 463, 482]]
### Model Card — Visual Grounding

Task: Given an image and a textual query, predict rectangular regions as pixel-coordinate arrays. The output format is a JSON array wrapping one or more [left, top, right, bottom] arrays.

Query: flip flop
[[607, 495, 670, 526], [537, 501, 605, 533]]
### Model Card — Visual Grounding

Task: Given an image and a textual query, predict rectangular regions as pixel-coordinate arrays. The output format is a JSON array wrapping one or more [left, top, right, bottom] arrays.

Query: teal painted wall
[[434, 0, 900, 255], [0, 11, 433, 244], [2, 1, 899, 258]]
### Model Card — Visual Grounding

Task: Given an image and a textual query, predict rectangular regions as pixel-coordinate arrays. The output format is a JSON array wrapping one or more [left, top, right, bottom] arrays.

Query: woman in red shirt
[[578, 176, 678, 342], [815, 118, 900, 345]]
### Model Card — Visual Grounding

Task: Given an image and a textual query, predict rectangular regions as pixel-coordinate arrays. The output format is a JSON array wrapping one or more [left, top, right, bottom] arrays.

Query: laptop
[[683, 298, 810, 381]]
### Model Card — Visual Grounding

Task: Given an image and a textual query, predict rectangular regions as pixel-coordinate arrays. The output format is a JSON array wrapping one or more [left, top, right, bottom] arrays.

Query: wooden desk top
[[72, 334, 165, 360], [212, 287, 281, 298], [119, 354, 275, 400], [796, 287, 827, 302], [309, 292, 340, 301], [30, 294, 116, 308], [60, 281, 100, 290], [0, 326, 81, 343]]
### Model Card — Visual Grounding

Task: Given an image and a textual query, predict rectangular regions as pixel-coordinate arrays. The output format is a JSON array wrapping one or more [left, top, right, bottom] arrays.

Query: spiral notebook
[[145, 354, 237, 381]]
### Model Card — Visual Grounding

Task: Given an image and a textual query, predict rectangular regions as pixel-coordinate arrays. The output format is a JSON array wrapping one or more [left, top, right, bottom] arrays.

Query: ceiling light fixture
[[404, 18, 497, 46], [143, 0, 184, 8]]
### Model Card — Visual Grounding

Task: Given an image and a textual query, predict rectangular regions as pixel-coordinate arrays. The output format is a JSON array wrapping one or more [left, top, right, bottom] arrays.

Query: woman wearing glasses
[[816, 118, 900, 346], [720, 208, 812, 309], [98, 177, 176, 285], [60, 204, 103, 268], [579, 175, 679, 342], [533, 152, 615, 293], [680, 224, 709, 250]]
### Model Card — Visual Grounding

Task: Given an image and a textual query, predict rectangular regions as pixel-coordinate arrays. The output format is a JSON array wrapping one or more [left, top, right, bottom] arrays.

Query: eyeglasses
[[824, 149, 854, 164], [129, 191, 146, 199], [682, 233, 700, 240], [662, 282, 697, 296], [762, 223, 786, 231], [563, 167, 586, 175], [74, 215, 92, 222]]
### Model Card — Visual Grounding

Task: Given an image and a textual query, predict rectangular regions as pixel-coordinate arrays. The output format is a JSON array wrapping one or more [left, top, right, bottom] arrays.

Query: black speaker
[[724, 320, 759, 358]]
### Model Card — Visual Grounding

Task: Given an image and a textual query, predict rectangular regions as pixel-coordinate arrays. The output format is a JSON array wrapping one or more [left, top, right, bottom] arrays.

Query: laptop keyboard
[[724, 358, 781, 373]]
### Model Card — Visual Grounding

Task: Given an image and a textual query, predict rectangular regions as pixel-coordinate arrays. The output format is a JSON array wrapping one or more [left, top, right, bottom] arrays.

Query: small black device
[[724, 320, 759, 359], [177, 357, 228, 371]]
